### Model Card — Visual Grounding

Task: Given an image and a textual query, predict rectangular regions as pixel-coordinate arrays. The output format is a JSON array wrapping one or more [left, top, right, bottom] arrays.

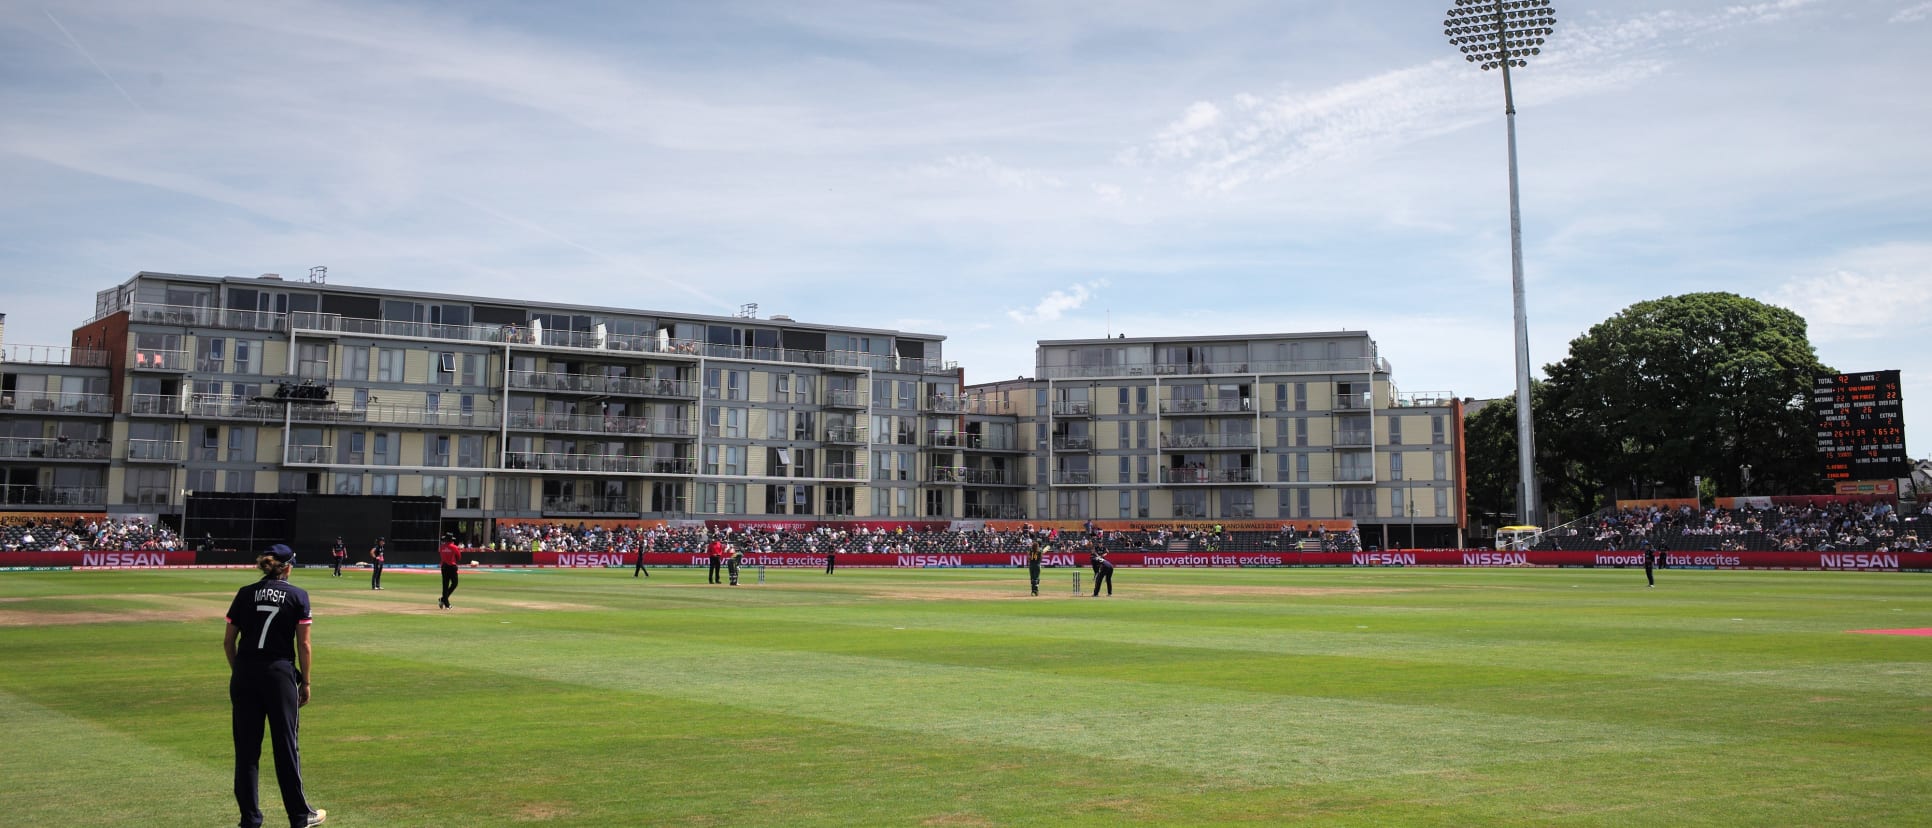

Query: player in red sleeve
[[438, 534, 462, 609]]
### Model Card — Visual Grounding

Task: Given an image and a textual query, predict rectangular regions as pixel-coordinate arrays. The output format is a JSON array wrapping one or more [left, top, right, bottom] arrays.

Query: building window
[[335, 473, 363, 495], [462, 354, 483, 386], [456, 476, 483, 509], [1434, 451, 1448, 481], [1296, 453, 1310, 483], [1391, 487, 1405, 519], [1390, 452, 1404, 481], [370, 474, 398, 496], [1341, 489, 1373, 517], [436, 352, 455, 384], [295, 342, 330, 380], [376, 349, 403, 382], [1295, 382, 1307, 411], [235, 340, 260, 375], [1388, 415, 1403, 446], [425, 435, 450, 467], [1295, 418, 1309, 447], [1435, 487, 1449, 518], [422, 475, 448, 500], [1432, 414, 1446, 444]]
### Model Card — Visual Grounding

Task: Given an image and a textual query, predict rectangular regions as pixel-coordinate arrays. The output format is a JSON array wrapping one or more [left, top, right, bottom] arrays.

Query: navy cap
[[265, 543, 296, 563]]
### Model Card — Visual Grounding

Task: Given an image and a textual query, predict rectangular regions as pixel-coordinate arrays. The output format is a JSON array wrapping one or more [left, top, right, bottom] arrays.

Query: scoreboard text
[[1813, 370, 1908, 481]]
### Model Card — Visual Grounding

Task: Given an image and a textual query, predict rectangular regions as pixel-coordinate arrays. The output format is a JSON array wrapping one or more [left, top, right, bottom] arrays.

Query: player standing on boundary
[[631, 536, 650, 578], [825, 544, 837, 574], [224, 543, 327, 828], [438, 534, 461, 609], [1090, 548, 1114, 597], [367, 538, 385, 590], [1643, 540, 1666, 588]]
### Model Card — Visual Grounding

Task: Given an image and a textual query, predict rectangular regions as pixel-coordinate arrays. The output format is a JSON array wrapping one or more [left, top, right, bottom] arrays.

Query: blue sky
[[3, 0, 1928, 467]]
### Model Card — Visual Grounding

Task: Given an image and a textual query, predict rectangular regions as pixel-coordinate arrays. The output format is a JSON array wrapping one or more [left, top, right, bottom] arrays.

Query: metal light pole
[[1445, 0, 1554, 527]]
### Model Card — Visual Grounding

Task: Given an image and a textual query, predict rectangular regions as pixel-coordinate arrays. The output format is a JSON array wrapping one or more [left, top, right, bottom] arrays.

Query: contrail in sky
[[43, 8, 146, 114]]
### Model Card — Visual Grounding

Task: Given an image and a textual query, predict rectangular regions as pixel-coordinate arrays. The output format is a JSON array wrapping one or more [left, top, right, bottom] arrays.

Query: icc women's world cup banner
[[533, 550, 1930, 571]]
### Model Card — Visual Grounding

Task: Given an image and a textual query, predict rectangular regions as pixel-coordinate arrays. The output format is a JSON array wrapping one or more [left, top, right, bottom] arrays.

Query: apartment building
[[39, 272, 963, 528], [4, 272, 1464, 546], [962, 333, 1465, 546]]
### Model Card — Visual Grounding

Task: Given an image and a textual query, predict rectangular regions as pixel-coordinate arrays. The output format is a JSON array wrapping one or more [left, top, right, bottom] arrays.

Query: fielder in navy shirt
[[224, 543, 326, 827]]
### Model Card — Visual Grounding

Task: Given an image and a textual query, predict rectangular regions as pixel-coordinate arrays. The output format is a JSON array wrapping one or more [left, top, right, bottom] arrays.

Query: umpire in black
[[224, 544, 327, 828]]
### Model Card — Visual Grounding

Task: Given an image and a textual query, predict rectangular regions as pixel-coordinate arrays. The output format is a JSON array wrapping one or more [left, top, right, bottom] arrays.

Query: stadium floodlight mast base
[[1444, 0, 1555, 527]]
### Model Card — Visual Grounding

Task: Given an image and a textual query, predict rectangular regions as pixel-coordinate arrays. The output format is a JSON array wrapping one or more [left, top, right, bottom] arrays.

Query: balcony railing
[[287, 444, 335, 464], [1160, 467, 1257, 484], [825, 389, 867, 408], [541, 496, 636, 514], [0, 344, 110, 367], [928, 465, 968, 483], [1050, 436, 1092, 451], [824, 425, 868, 443], [926, 396, 966, 413], [1053, 470, 1093, 485], [1160, 398, 1252, 415], [0, 437, 110, 460], [1334, 392, 1375, 411], [1391, 391, 1457, 408], [963, 503, 1026, 519], [1051, 400, 1094, 416], [507, 370, 697, 398], [962, 397, 1013, 415], [291, 404, 502, 429], [504, 453, 696, 475], [960, 433, 1021, 451], [1, 484, 106, 507], [927, 431, 962, 448], [1038, 356, 1390, 380], [130, 349, 191, 371], [1159, 432, 1258, 450], [506, 410, 692, 437], [130, 394, 184, 416], [960, 468, 1017, 485], [126, 439, 185, 462], [0, 391, 112, 415], [113, 302, 282, 332], [824, 462, 867, 480], [280, 310, 960, 373]]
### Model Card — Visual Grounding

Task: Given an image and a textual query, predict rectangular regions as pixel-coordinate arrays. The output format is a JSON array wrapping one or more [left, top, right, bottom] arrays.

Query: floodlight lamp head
[[1443, 0, 1555, 71]]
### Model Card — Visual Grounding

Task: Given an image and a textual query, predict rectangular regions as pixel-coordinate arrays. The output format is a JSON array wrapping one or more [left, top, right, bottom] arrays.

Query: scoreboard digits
[[1813, 370, 1909, 481]]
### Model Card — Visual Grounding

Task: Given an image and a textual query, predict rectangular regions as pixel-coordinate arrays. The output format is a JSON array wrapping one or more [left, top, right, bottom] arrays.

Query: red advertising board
[[532, 549, 1931, 572]]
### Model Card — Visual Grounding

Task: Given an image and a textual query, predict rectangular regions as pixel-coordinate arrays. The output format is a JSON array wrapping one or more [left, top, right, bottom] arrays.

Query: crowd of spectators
[[486, 521, 1364, 557], [1535, 502, 1925, 553], [0, 516, 183, 552]]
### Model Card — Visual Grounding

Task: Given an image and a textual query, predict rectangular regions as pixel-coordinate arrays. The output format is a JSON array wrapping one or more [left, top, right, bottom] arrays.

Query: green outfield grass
[[2, 564, 1929, 827]]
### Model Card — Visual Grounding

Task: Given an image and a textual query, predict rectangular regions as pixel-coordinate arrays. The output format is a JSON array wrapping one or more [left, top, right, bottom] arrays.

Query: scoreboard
[[1813, 370, 1909, 481]]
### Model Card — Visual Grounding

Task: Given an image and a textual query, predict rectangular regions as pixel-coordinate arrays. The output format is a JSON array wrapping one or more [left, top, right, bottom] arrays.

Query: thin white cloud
[[1894, 2, 1932, 23], [1117, 0, 1826, 195], [910, 154, 1067, 191], [1768, 243, 1932, 342], [1007, 280, 1108, 324]]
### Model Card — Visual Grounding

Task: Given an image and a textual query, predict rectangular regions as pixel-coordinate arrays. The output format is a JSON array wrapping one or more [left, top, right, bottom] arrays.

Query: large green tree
[[1539, 292, 1831, 502], [1463, 381, 1599, 524]]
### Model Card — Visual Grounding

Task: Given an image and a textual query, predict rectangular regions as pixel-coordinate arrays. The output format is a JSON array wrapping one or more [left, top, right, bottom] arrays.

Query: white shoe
[[299, 809, 327, 827]]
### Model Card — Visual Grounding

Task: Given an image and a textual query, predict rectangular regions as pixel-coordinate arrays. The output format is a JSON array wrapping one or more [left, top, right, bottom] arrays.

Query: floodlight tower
[[1444, 0, 1555, 526]]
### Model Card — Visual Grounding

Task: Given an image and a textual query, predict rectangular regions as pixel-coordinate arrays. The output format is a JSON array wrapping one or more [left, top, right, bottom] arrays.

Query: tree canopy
[[1468, 292, 1833, 521]]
